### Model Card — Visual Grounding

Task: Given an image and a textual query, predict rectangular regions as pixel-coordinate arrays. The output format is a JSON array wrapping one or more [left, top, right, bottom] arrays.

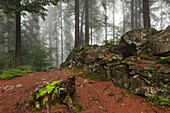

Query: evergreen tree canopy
[[0, 0, 59, 17]]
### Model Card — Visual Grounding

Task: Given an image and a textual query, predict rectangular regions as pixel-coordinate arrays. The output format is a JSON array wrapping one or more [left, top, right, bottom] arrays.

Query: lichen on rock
[[61, 26, 170, 99]]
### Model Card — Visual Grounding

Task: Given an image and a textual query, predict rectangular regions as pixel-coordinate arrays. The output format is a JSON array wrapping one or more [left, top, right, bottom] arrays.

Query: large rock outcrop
[[61, 26, 170, 99]]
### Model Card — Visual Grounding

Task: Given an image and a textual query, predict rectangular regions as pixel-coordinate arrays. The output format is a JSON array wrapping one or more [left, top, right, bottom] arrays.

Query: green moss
[[102, 39, 117, 45], [36, 81, 64, 100], [77, 61, 82, 66], [70, 67, 81, 73], [146, 94, 170, 109], [88, 65, 95, 68], [121, 61, 127, 64], [109, 56, 117, 62], [78, 50, 84, 58], [78, 72, 98, 80]]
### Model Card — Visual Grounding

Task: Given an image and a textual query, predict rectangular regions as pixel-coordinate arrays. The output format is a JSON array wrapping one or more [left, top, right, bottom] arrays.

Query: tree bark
[[56, 36, 58, 67], [102, 1, 108, 41], [60, 3, 63, 63], [135, 0, 138, 28], [85, 0, 89, 44], [75, 0, 79, 49], [131, 0, 134, 30], [160, 0, 163, 29], [80, 1, 85, 48], [143, 0, 151, 28], [104, 8, 107, 41], [138, 0, 142, 28], [15, 0, 21, 68], [123, 1, 125, 34], [90, 0, 93, 45], [79, 1, 85, 47], [112, 1, 115, 42]]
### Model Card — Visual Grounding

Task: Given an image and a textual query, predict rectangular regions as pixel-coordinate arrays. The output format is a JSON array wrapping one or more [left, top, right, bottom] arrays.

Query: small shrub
[[0, 69, 27, 80], [17, 65, 32, 73], [4, 69, 27, 76], [0, 73, 14, 80]]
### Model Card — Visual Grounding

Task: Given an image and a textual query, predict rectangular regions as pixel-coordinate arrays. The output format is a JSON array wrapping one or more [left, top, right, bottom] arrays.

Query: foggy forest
[[0, 0, 169, 71], [0, 0, 170, 112]]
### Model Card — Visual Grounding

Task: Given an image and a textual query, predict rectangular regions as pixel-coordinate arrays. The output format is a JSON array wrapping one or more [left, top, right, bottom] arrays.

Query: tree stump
[[29, 76, 76, 113]]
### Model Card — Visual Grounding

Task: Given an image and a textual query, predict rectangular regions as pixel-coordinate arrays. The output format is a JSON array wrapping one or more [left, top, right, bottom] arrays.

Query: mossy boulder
[[61, 26, 170, 99]]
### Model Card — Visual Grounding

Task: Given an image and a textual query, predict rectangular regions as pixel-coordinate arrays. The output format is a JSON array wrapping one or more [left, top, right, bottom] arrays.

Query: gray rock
[[3, 85, 14, 91], [16, 84, 23, 88], [61, 26, 170, 99]]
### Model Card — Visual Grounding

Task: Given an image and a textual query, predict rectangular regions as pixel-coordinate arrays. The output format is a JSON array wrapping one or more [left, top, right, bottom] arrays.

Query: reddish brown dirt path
[[0, 69, 169, 113]]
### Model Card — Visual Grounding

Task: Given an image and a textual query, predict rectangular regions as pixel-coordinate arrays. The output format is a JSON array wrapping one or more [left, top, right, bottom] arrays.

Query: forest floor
[[0, 69, 169, 113]]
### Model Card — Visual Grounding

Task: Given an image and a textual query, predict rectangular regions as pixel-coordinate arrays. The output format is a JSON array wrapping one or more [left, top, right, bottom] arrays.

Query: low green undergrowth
[[17, 65, 32, 73], [0, 65, 32, 80], [146, 94, 170, 109]]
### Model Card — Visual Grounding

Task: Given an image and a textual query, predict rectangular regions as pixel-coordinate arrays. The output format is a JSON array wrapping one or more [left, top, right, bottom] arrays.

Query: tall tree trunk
[[135, 0, 138, 28], [160, 0, 163, 29], [90, 0, 93, 45], [4, 18, 10, 69], [85, 0, 89, 44], [123, 1, 125, 34], [60, 3, 63, 63], [138, 0, 142, 28], [112, 1, 115, 42], [80, 1, 85, 48], [105, 8, 107, 41], [75, 0, 79, 49], [56, 36, 58, 67], [49, 35, 53, 64], [131, 0, 134, 30], [15, 0, 21, 68], [102, 1, 107, 41], [143, 0, 151, 28]]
